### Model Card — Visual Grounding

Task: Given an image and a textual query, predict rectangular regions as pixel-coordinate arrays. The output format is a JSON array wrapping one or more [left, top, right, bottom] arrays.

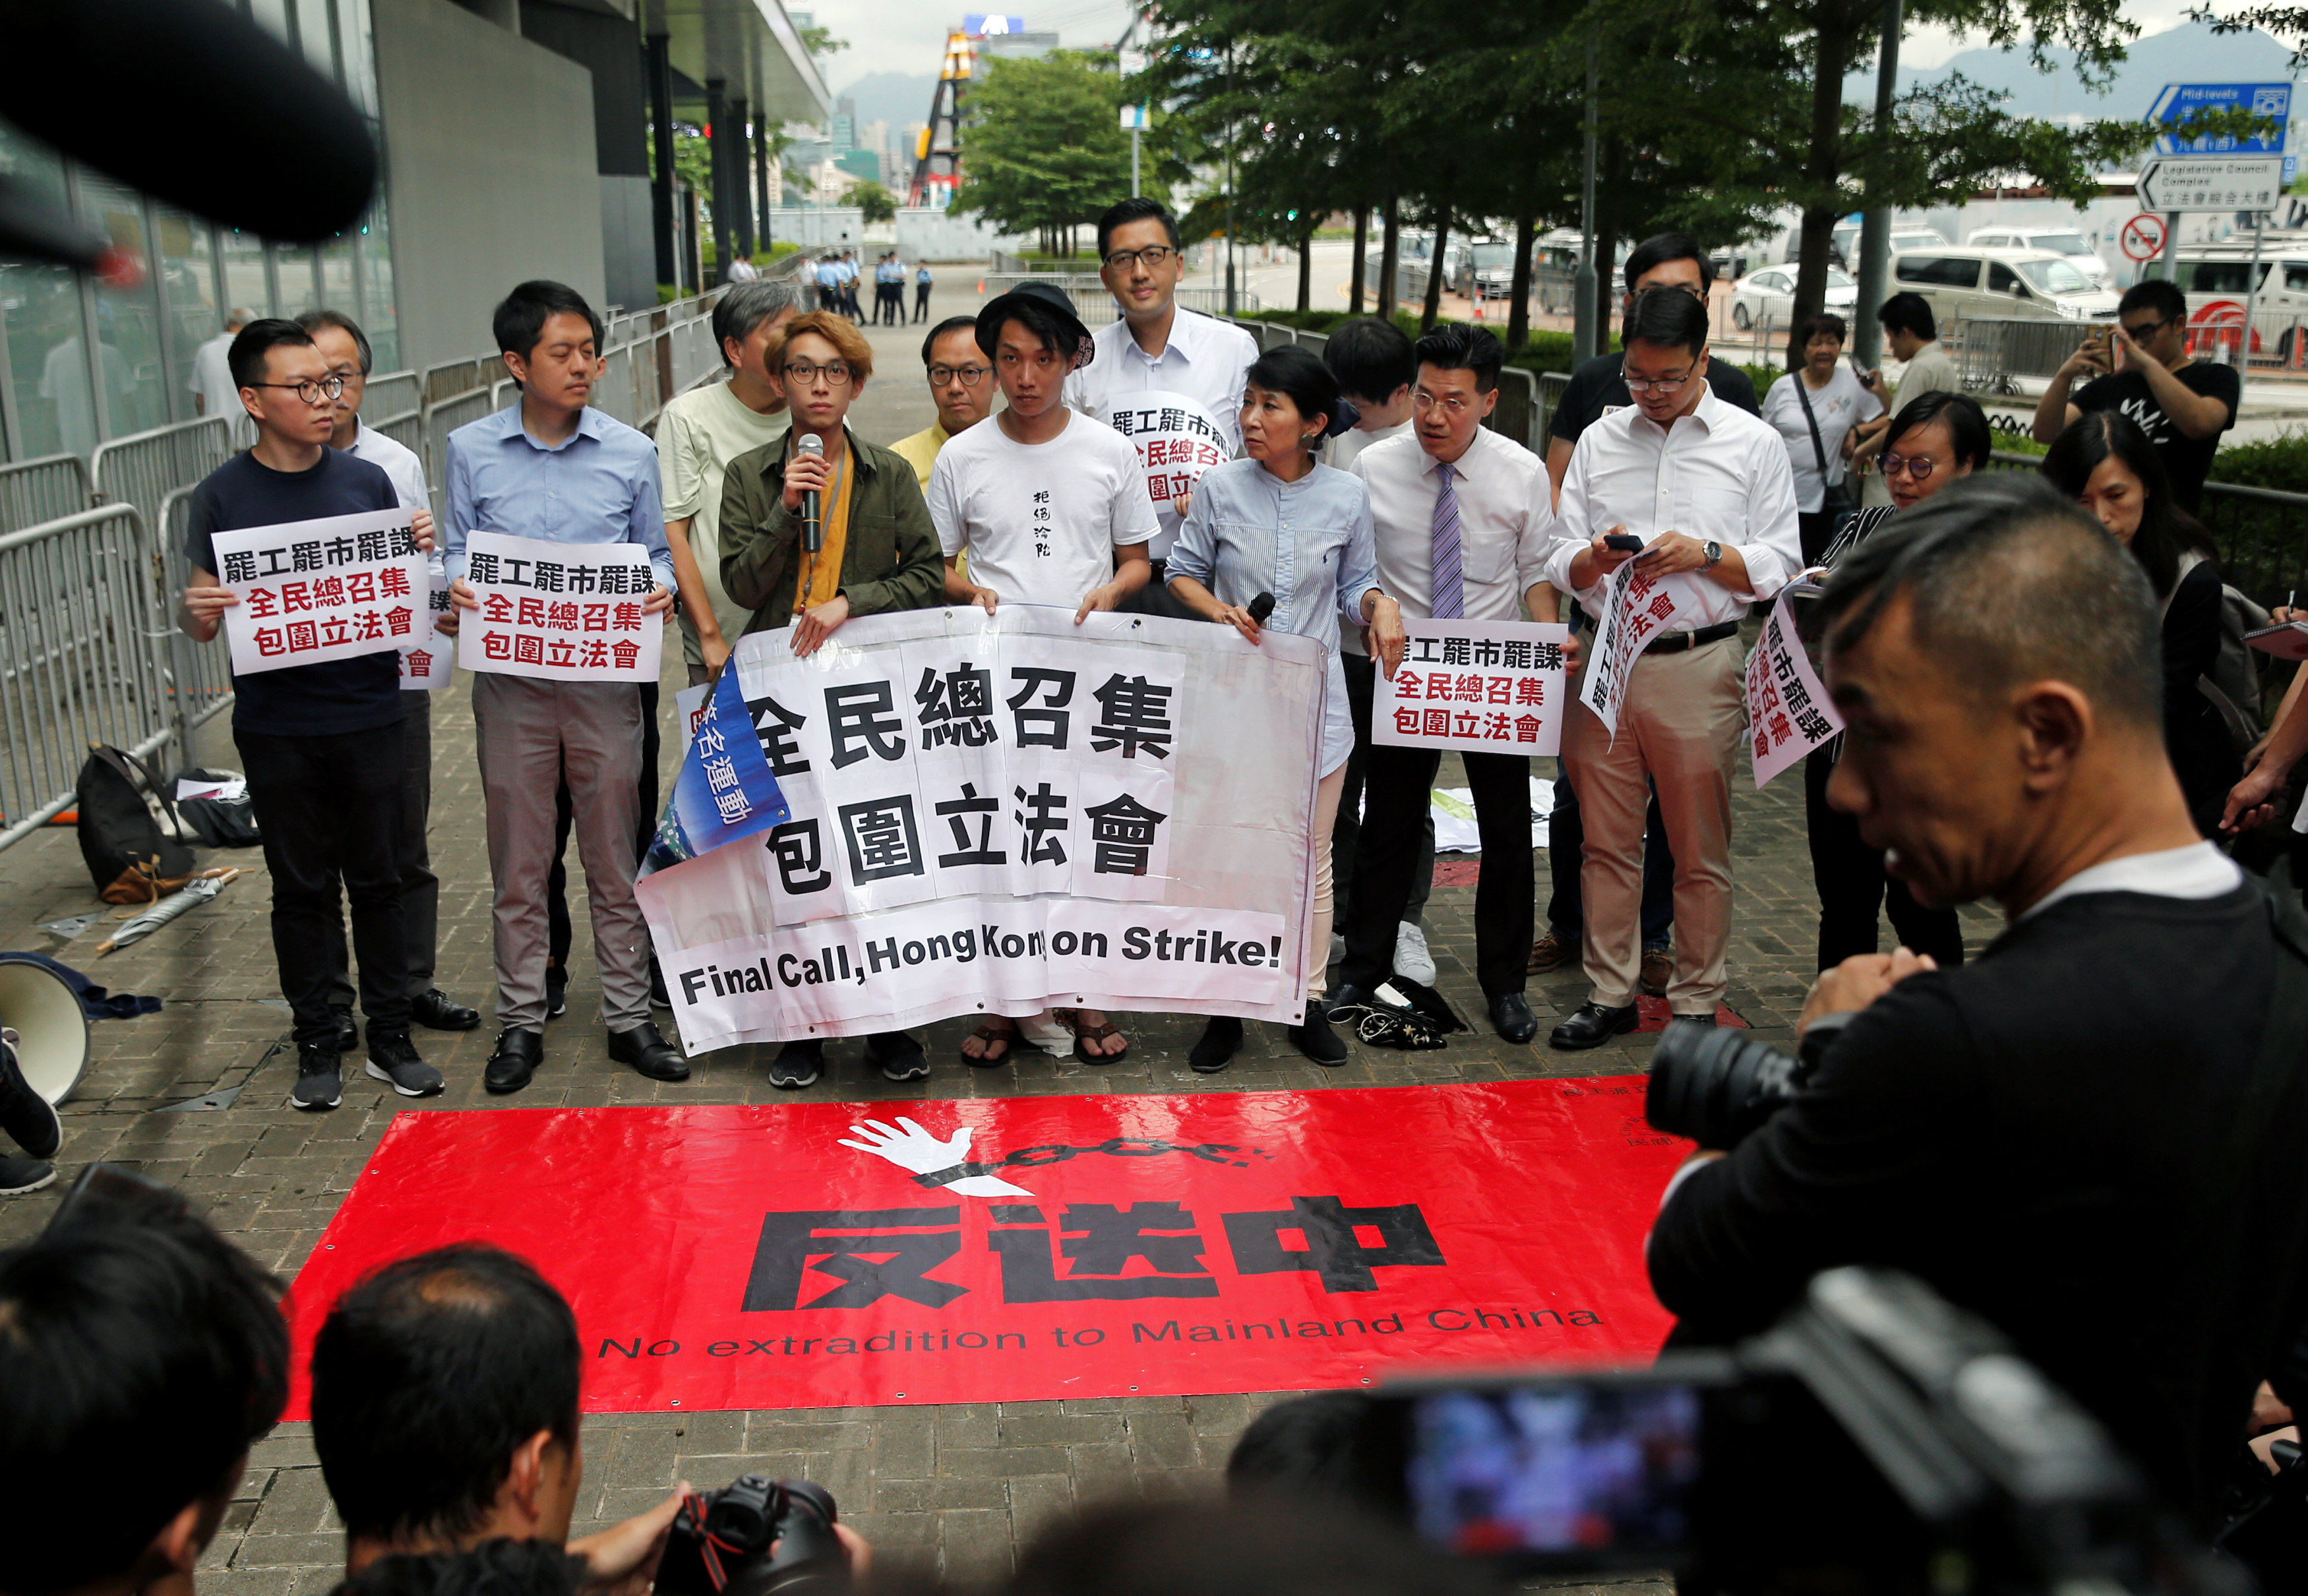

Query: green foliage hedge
[[2210, 432, 2308, 495]]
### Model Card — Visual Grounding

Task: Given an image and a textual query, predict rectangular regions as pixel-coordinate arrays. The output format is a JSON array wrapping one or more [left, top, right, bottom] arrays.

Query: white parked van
[[1964, 227, 2115, 288], [1889, 246, 2120, 328], [2170, 238, 2308, 360]]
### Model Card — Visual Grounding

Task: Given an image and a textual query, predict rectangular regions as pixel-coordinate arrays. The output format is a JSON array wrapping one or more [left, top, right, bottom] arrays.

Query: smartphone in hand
[[1604, 533, 1645, 554]]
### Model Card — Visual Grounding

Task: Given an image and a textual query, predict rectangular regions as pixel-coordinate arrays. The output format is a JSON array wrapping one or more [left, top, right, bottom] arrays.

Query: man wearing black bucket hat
[[927, 280, 1157, 1068]]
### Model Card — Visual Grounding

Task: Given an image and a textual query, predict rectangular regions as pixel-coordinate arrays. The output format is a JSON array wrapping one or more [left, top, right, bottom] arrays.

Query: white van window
[[2286, 264, 2308, 293], [1988, 262, 2022, 293], [2017, 258, 2092, 295], [2028, 234, 2092, 256], [1897, 256, 1980, 288], [2188, 261, 2266, 293]]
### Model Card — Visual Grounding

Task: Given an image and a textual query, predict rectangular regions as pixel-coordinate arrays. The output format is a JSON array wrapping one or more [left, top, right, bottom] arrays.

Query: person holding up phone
[[2030, 280, 2237, 515]]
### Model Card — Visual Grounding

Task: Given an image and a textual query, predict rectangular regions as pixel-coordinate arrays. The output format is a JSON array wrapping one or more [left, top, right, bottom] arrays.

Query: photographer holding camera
[[311, 1245, 868, 1593], [1645, 476, 2308, 1527]]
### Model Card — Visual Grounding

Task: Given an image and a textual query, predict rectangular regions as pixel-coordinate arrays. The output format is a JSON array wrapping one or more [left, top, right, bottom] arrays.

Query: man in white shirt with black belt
[[1329, 324, 1560, 1044], [1064, 197, 1258, 620], [1547, 289, 1800, 1048]]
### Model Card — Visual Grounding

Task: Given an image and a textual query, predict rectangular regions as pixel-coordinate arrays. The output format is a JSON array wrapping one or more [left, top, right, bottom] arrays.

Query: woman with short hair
[[1761, 312, 1883, 566]]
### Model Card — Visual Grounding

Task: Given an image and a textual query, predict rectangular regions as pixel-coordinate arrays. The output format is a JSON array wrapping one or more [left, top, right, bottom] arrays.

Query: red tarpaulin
[[283, 1077, 1686, 1417]]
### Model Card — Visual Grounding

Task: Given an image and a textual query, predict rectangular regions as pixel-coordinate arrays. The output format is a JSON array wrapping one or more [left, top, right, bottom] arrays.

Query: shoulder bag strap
[[1792, 376, 1833, 483]]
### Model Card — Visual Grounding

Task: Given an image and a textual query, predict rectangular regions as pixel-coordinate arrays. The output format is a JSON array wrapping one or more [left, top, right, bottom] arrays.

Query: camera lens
[[1645, 1026, 1804, 1149]]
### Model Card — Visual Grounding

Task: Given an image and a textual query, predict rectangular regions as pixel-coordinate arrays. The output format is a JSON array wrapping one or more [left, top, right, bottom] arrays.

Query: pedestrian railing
[[421, 387, 494, 504], [372, 408, 423, 459], [1954, 318, 2098, 396], [1486, 367, 1541, 456], [90, 417, 231, 544], [0, 505, 176, 851], [1536, 372, 1570, 452], [0, 453, 92, 536], [593, 340, 651, 430], [421, 357, 493, 405], [365, 370, 420, 420], [156, 487, 234, 755]]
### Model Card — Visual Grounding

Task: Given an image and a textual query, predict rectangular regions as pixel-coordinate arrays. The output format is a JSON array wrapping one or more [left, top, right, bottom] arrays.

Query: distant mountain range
[[829, 70, 940, 138], [1850, 18, 2297, 121]]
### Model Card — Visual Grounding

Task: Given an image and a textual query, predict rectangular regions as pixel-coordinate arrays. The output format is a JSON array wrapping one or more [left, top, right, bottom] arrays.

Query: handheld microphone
[[1248, 592, 1276, 624], [797, 433, 824, 554]]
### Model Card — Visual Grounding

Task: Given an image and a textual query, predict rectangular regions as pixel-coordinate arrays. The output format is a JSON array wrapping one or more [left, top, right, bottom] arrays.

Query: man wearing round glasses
[[2031, 278, 2237, 515], [892, 315, 998, 492]]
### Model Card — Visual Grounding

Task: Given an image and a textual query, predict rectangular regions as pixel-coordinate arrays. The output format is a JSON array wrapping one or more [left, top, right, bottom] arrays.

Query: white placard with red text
[[456, 529, 663, 682], [398, 570, 454, 690], [1577, 562, 1687, 738], [1373, 617, 1571, 756], [1744, 589, 1842, 787], [1103, 389, 1229, 531], [210, 508, 427, 676]]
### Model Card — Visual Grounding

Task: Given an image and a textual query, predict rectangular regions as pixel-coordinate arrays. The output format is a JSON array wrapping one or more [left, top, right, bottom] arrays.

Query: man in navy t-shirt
[[178, 319, 445, 1111]]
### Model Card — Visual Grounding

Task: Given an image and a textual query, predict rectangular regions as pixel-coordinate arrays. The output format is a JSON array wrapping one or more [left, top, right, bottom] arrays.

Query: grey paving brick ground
[[0, 305, 2002, 1589]]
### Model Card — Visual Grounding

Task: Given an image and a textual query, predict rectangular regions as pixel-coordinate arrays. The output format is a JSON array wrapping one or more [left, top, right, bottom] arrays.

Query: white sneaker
[[1395, 922, 1437, 985]]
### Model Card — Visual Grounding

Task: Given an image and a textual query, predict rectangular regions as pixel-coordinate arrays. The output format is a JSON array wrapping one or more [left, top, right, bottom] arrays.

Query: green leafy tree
[[952, 51, 1167, 256], [854, 180, 898, 225]]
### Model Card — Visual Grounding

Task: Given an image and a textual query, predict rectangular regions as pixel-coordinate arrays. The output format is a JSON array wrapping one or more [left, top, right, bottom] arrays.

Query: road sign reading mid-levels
[[2138, 155, 2286, 213], [2149, 82, 2293, 156]]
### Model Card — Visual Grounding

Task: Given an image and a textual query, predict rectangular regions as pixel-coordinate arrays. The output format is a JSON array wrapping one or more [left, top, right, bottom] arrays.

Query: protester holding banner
[[1066, 197, 1259, 620], [2040, 412, 2242, 838], [1167, 346, 1405, 1071], [1548, 288, 1801, 1048], [1329, 325, 1558, 1046], [656, 278, 801, 683], [932, 282, 1158, 1064], [892, 315, 995, 493], [444, 280, 686, 1094], [178, 318, 443, 1110], [1802, 390, 1988, 970], [301, 308, 481, 1041]]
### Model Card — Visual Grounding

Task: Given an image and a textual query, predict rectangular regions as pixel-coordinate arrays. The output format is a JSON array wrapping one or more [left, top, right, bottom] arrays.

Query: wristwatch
[[1702, 539, 1723, 569]]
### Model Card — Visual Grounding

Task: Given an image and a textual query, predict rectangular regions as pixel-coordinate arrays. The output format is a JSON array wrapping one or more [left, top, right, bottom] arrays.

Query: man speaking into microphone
[[717, 310, 945, 1089]]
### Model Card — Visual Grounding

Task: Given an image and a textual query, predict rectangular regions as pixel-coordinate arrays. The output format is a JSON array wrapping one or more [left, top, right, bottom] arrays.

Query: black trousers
[[238, 721, 411, 1048], [914, 284, 932, 321], [1803, 745, 1964, 970], [1341, 744, 1531, 997], [549, 681, 659, 976], [1547, 762, 1675, 948], [1337, 651, 1432, 925], [325, 690, 437, 1006]]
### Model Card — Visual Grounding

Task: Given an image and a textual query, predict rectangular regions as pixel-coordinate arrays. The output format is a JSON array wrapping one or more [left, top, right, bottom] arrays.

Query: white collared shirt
[[344, 417, 430, 515], [1347, 427, 1559, 624], [1546, 383, 1802, 628], [1066, 305, 1258, 559], [2020, 841, 2243, 922]]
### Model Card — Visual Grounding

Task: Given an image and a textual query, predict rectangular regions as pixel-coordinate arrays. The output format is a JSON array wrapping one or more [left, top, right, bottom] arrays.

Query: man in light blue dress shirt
[[442, 280, 685, 1095]]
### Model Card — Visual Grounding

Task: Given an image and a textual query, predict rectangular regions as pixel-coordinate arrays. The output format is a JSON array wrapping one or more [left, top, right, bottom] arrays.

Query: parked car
[[1462, 240, 1521, 299], [1964, 226, 2115, 288], [1729, 264, 1858, 330], [1804, 224, 1949, 267], [1889, 246, 2119, 329]]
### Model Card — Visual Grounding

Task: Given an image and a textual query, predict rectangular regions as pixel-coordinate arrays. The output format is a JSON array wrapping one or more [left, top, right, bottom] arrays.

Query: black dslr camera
[[654, 1475, 847, 1596], [1645, 1021, 1808, 1149]]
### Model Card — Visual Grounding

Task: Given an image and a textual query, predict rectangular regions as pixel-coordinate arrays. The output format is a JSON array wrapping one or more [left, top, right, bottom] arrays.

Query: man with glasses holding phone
[[893, 315, 997, 492], [1547, 289, 1800, 1049], [2031, 279, 2237, 514], [1066, 196, 1259, 620]]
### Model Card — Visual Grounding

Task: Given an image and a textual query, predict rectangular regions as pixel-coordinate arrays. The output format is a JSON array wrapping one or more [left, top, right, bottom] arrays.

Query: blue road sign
[[2148, 82, 2293, 156]]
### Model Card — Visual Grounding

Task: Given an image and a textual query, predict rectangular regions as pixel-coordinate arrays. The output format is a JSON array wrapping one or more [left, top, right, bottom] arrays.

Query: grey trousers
[[326, 690, 438, 1005], [473, 673, 650, 1030]]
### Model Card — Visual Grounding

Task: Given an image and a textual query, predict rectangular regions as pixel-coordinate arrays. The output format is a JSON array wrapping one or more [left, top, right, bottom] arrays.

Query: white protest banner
[[1744, 589, 1842, 788], [1373, 616, 1571, 756], [210, 508, 426, 676], [456, 529, 663, 682], [397, 570, 454, 690], [636, 606, 1327, 1049], [1103, 389, 1229, 529], [1577, 561, 1686, 738]]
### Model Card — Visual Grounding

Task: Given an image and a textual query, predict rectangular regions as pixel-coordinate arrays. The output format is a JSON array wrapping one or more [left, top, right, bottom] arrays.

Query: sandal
[[959, 1017, 1017, 1067], [1068, 1013, 1130, 1065]]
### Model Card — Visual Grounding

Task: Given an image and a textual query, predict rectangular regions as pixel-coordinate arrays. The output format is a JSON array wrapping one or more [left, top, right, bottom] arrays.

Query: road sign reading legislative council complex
[[2137, 156, 2286, 214]]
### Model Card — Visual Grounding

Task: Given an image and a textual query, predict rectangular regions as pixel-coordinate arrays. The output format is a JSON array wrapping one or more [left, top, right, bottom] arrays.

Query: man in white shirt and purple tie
[[1546, 288, 1802, 1048], [1328, 325, 1560, 1044]]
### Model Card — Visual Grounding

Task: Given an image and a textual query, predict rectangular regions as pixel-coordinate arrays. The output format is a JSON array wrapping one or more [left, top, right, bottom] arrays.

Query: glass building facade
[[0, 0, 400, 463]]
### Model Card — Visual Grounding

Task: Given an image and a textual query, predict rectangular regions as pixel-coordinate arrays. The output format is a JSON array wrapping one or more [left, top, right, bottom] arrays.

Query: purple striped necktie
[[1430, 460, 1465, 620]]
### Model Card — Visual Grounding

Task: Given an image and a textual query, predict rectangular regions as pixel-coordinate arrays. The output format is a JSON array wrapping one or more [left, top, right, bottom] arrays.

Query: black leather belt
[[1643, 620, 1740, 656]]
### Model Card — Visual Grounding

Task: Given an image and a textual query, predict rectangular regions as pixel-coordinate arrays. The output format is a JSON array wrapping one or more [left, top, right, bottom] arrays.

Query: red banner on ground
[[283, 1079, 1685, 1417]]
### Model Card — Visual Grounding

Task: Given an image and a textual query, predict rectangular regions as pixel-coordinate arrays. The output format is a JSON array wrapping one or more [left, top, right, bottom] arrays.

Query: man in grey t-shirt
[[1852, 292, 1959, 488]]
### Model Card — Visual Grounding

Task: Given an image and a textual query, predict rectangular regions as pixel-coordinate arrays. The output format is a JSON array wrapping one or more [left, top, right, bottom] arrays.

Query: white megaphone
[[0, 957, 91, 1106]]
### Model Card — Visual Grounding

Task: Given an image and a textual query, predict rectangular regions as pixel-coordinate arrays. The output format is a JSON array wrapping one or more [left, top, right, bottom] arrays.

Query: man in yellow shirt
[[890, 315, 996, 490]]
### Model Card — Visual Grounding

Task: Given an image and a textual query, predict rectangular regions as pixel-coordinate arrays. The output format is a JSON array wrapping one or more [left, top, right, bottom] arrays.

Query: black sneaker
[[769, 1040, 823, 1089], [0, 1029, 63, 1159], [1288, 1000, 1349, 1066], [365, 1032, 445, 1097], [866, 1031, 928, 1082], [1189, 1017, 1242, 1074], [0, 1155, 55, 1195], [291, 1046, 343, 1111], [545, 968, 568, 1020]]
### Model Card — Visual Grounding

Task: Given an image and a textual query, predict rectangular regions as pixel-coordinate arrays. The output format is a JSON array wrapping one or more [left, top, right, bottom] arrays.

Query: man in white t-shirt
[[928, 282, 1155, 1069], [655, 279, 801, 681], [298, 309, 481, 1043]]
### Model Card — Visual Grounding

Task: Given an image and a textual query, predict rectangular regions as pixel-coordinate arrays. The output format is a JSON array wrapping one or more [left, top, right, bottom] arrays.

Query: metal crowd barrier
[[156, 487, 233, 754], [90, 417, 231, 541], [1953, 318, 2098, 396], [365, 370, 420, 419], [372, 408, 423, 458], [0, 453, 92, 536], [1537, 371, 1570, 451], [0, 505, 176, 851], [421, 358, 491, 405], [421, 388, 494, 503]]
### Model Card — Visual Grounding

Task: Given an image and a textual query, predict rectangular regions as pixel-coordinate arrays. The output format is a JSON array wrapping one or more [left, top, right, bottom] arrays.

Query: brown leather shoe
[[1640, 947, 1674, 997], [1527, 931, 1579, 973]]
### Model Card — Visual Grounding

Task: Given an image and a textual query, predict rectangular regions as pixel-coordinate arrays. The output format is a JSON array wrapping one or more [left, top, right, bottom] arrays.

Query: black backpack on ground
[[73, 744, 195, 903]]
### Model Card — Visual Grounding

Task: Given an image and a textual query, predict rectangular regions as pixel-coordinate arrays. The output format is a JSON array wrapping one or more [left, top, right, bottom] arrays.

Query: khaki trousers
[[1562, 635, 1745, 1013]]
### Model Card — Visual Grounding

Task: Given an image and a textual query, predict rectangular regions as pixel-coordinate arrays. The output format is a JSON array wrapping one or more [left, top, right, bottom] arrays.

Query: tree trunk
[[1378, 194, 1401, 318], [1296, 220, 1314, 312], [1789, 0, 1850, 369], [1420, 202, 1450, 332], [1350, 206, 1368, 314], [1593, 146, 1622, 345], [1507, 214, 1536, 351]]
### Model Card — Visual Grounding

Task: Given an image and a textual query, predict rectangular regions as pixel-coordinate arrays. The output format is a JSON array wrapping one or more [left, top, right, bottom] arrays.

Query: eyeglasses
[[1103, 245, 1178, 272], [1880, 452, 1937, 481], [1411, 390, 1476, 416], [782, 361, 854, 387], [2120, 316, 2174, 341], [247, 374, 347, 405], [1623, 364, 1699, 396], [928, 363, 992, 387]]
